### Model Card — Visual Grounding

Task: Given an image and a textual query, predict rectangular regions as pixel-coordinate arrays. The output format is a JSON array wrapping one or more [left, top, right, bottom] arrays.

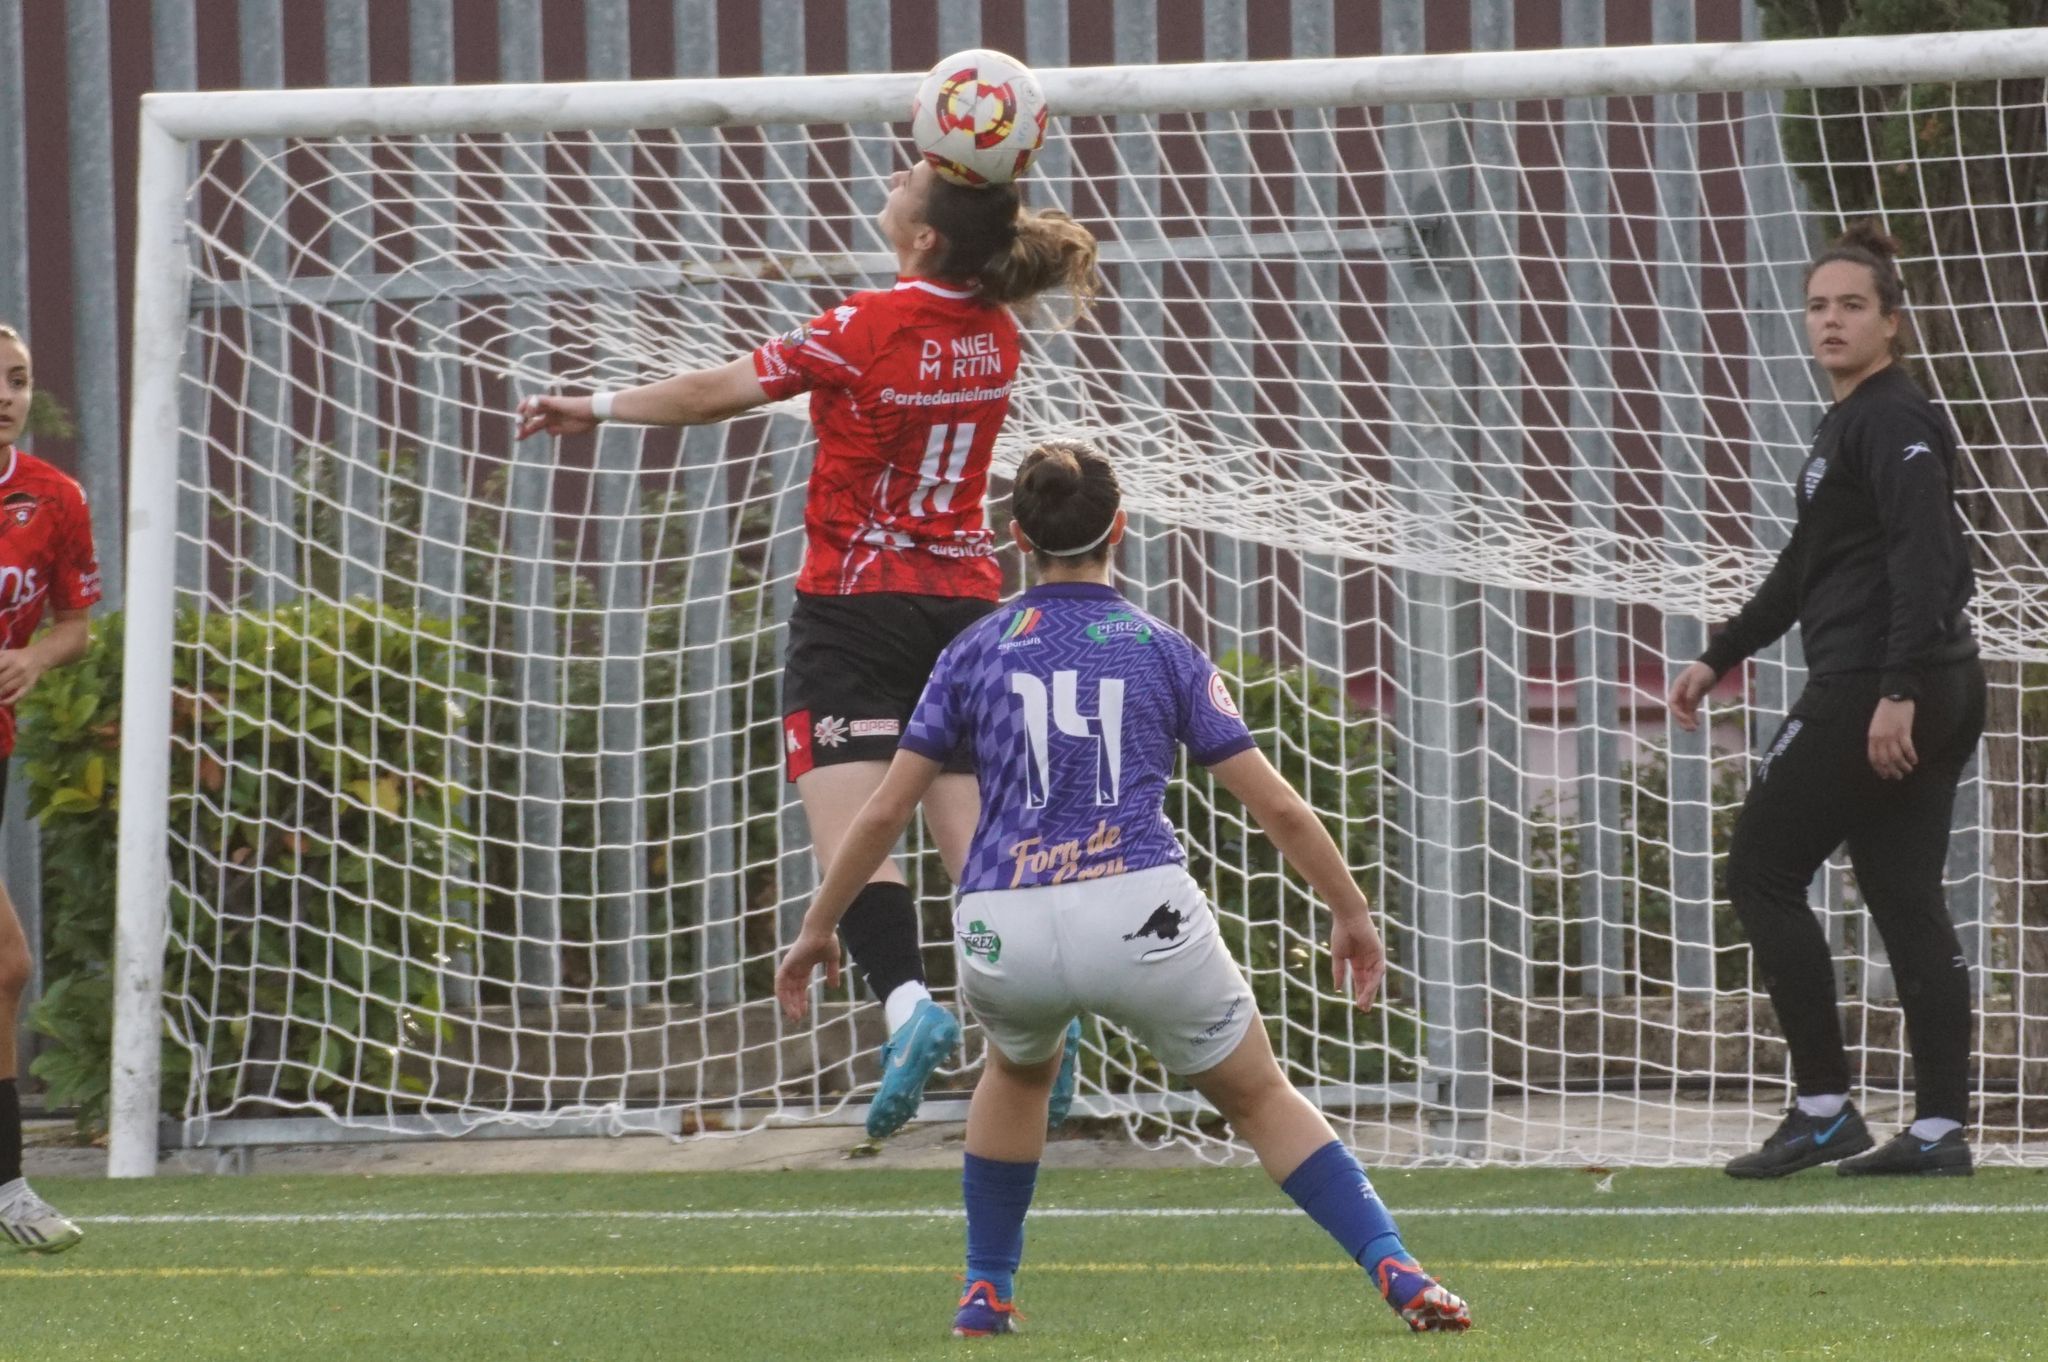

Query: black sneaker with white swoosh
[[1724, 1103, 1875, 1179], [1836, 1126, 1974, 1178]]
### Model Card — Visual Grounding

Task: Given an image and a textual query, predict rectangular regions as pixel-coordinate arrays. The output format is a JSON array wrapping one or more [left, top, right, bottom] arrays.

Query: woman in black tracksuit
[[1668, 224, 1985, 1179]]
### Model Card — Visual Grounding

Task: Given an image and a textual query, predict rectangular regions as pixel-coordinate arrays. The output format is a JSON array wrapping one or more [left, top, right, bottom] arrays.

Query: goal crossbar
[[136, 28, 2048, 140]]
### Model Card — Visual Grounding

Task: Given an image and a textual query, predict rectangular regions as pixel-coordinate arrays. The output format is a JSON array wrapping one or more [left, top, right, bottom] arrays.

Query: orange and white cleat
[[952, 1279, 1022, 1337], [1375, 1255, 1472, 1333]]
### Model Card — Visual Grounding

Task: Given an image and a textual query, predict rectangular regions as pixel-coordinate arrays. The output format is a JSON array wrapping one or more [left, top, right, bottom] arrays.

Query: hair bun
[[1836, 221, 1902, 262]]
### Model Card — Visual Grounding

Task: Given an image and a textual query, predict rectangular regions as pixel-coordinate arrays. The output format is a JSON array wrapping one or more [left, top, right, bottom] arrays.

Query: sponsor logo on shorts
[[813, 714, 849, 748], [959, 919, 1002, 964], [1194, 995, 1243, 1045], [1123, 901, 1192, 959], [1085, 610, 1154, 644], [849, 718, 901, 739], [783, 710, 815, 782]]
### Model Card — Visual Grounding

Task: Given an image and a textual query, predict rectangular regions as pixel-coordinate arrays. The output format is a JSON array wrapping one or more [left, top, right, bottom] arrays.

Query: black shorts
[[781, 590, 997, 781]]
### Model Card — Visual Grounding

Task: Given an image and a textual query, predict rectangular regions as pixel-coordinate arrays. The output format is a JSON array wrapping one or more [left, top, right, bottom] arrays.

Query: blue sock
[[1281, 1140, 1406, 1275], [962, 1152, 1038, 1301]]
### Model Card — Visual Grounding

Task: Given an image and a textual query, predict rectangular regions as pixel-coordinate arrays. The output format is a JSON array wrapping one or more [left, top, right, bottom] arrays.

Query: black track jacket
[[1698, 364, 1976, 702]]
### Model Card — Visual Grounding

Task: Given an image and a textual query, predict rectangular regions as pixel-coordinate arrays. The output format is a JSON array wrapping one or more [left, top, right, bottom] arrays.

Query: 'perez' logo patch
[[1085, 610, 1154, 644], [959, 919, 1002, 964], [1208, 672, 1240, 718], [813, 714, 849, 748]]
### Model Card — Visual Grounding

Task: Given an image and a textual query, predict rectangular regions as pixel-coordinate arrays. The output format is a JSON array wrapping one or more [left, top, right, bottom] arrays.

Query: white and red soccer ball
[[910, 48, 1049, 188]]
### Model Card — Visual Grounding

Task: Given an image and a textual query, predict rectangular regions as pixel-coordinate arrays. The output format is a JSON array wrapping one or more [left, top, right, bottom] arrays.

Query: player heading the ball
[[517, 81, 1097, 1140], [777, 439, 1471, 1336]]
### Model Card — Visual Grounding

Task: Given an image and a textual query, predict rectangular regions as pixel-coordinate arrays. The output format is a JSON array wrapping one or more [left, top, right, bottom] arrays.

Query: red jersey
[[0, 448, 102, 756], [752, 277, 1018, 599]]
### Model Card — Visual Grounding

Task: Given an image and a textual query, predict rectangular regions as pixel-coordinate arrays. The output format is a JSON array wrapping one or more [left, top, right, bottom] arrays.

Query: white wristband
[[589, 391, 617, 422]]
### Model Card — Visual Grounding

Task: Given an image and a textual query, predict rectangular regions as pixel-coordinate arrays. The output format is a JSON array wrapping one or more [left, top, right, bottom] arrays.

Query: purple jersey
[[900, 581, 1257, 893]]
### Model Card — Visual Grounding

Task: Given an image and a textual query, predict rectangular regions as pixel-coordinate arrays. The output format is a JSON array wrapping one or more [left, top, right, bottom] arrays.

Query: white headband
[[1033, 516, 1116, 558]]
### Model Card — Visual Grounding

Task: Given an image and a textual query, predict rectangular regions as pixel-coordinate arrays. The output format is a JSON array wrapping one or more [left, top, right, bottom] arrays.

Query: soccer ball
[[909, 49, 1050, 188]]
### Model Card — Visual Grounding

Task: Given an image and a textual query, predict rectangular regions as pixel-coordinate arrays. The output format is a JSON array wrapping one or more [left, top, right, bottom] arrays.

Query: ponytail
[[923, 178, 1099, 313], [980, 208, 1098, 310]]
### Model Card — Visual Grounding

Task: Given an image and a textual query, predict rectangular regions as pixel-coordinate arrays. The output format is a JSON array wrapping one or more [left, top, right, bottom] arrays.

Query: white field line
[[77, 1202, 2048, 1227]]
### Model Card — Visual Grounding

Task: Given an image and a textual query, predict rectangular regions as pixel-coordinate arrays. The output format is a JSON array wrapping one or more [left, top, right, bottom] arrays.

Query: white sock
[[1909, 1117, 1962, 1142], [883, 982, 932, 1035], [1794, 1093, 1849, 1119]]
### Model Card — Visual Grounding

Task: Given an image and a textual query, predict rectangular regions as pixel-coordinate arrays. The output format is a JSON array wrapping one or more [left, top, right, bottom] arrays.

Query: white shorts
[[952, 863, 1257, 1076]]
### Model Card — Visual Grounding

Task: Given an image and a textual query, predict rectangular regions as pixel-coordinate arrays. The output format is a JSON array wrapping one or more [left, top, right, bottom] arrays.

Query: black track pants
[[1725, 658, 1986, 1123]]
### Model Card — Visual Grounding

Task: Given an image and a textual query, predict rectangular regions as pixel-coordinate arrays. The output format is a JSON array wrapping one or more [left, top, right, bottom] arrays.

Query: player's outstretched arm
[[775, 749, 946, 1020], [1209, 747, 1386, 1012], [516, 356, 770, 438]]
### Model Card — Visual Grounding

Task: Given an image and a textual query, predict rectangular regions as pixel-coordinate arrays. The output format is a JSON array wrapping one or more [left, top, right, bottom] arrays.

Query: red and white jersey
[[0, 448, 101, 756], [752, 277, 1019, 599]]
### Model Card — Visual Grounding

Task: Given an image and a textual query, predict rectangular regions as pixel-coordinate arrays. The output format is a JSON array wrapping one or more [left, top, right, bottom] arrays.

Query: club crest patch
[[2, 492, 41, 528], [1208, 671, 1240, 718]]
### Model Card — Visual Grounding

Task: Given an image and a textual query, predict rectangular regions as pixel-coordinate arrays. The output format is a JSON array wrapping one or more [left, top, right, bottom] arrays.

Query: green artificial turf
[[8, 1166, 2046, 1360]]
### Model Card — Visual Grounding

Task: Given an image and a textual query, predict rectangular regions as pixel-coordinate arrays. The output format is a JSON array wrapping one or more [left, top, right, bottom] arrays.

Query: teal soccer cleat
[[866, 998, 962, 1139], [1046, 1018, 1082, 1130]]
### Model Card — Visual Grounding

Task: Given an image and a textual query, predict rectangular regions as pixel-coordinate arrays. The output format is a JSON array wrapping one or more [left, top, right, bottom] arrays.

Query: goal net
[[112, 31, 2048, 1172]]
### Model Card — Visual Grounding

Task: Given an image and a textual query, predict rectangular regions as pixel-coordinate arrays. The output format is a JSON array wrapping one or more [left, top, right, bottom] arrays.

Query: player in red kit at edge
[[0, 324, 98, 1253], [519, 160, 1098, 1137]]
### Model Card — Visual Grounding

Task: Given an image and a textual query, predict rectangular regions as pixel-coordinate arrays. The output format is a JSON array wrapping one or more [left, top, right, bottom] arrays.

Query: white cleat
[[0, 1178, 84, 1255]]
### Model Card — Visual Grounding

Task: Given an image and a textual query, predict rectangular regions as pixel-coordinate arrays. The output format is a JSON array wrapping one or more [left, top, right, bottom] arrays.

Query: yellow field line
[[7, 1255, 2047, 1281]]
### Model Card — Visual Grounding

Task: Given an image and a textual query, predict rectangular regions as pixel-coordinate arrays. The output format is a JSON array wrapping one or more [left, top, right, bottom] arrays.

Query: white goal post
[[112, 29, 2048, 1176]]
